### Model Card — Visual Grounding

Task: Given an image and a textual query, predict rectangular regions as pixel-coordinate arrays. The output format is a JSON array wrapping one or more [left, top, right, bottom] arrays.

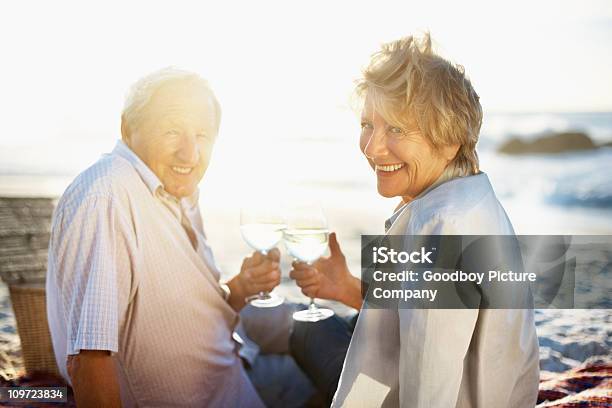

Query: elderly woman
[[290, 34, 539, 407]]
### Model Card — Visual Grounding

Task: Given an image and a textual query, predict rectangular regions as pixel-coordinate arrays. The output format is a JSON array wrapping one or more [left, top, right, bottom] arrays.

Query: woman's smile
[[375, 163, 406, 173]]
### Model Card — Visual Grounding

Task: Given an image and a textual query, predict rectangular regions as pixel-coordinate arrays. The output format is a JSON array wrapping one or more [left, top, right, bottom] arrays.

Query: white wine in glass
[[240, 207, 286, 308], [284, 205, 334, 322]]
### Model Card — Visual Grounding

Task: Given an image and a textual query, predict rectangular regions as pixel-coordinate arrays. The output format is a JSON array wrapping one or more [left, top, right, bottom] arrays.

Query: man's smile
[[171, 166, 194, 175]]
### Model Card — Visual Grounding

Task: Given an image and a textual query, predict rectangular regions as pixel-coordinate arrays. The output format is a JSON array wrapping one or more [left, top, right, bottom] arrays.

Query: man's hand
[[227, 248, 281, 311], [67, 350, 121, 407], [289, 232, 363, 310]]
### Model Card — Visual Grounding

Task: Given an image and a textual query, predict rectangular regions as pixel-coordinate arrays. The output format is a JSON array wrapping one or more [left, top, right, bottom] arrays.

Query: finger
[[291, 262, 314, 272], [252, 273, 281, 288], [294, 275, 318, 288], [242, 253, 262, 269], [251, 251, 265, 265], [248, 259, 279, 279], [328, 232, 343, 258], [266, 247, 281, 262], [292, 260, 309, 268], [246, 259, 280, 279], [289, 266, 316, 280], [253, 275, 281, 292], [301, 284, 319, 298], [241, 254, 255, 269], [250, 267, 281, 284]]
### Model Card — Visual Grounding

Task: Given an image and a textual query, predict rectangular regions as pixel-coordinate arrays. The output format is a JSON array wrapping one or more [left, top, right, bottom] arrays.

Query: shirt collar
[[112, 140, 200, 206], [384, 166, 465, 232], [113, 140, 162, 195]]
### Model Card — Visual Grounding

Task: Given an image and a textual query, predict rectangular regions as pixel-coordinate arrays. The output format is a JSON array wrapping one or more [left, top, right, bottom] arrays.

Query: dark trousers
[[289, 312, 358, 407]]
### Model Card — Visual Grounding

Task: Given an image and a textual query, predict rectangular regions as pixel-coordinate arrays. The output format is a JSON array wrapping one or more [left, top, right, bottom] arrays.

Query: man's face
[[125, 81, 218, 199]]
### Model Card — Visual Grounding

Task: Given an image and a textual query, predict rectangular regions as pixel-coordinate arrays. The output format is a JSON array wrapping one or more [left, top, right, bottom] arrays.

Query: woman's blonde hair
[[356, 33, 482, 176]]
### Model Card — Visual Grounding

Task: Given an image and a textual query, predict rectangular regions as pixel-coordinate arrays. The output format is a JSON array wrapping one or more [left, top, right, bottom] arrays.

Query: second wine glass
[[283, 205, 334, 322]]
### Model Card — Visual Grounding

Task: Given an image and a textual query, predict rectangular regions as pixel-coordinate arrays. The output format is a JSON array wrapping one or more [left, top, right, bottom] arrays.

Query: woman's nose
[[176, 135, 200, 164], [363, 127, 388, 160]]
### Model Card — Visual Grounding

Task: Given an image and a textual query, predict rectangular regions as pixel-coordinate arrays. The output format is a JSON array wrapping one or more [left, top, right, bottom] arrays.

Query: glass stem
[[308, 298, 317, 313], [305, 260, 318, 313], [259, 250, 269, 300]]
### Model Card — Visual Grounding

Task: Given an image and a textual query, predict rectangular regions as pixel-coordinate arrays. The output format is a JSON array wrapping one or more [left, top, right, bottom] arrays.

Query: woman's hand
[[227, 248, 281, 311], [289, 233, 363, 310]]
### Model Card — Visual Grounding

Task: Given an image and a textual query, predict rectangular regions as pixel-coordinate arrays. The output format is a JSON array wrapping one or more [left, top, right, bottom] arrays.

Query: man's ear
[[120, 115, 131, 144]]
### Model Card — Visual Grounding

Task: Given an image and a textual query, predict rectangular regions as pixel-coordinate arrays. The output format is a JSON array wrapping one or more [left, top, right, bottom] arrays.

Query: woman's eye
[[196, 133, 207, 139], [389, 127, 403, 134], [361, 122, 373, 130]]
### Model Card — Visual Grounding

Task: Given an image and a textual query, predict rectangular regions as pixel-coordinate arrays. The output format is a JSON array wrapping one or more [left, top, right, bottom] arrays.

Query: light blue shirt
[[333, 172, 540, 408]]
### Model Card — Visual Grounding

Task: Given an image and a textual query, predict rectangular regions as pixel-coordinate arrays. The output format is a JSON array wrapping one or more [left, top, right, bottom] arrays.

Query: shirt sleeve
[[48, 193, 134, 355]]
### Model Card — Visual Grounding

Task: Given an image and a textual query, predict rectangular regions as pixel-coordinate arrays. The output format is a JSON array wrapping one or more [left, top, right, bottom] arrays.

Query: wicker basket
[[8, 283, 60, 376]]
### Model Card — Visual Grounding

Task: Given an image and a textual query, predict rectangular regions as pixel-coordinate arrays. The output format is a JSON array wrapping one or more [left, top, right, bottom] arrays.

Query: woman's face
[[359, 97, 458, 203]]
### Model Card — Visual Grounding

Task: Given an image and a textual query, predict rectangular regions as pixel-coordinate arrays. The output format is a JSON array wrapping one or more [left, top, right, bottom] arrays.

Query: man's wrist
[[226, 276, 247, 311]]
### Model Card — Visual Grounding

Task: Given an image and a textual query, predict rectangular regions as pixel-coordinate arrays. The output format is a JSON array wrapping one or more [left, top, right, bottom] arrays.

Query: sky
[[0, 0, 611, 174]]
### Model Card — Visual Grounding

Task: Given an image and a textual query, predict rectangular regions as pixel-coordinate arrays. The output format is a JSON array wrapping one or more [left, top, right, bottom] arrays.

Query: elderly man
[[46, 68, 315, 407]]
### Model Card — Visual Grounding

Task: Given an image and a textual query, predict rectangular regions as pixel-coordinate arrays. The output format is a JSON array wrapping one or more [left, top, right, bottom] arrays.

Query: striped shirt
[[46, 140, 264, 407]]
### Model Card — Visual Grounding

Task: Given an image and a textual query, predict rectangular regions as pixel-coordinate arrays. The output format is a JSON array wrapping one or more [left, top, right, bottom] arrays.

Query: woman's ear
[[441, 143, 461, 163]]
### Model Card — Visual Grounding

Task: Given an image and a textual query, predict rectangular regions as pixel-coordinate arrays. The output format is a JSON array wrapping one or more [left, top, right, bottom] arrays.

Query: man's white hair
[[121, 67, 221, 135]]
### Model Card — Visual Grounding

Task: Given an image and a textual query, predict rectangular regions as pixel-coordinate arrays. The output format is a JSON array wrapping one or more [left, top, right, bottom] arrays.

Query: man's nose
[[364, 127, 388, 160], [176, 135, 200, 165]]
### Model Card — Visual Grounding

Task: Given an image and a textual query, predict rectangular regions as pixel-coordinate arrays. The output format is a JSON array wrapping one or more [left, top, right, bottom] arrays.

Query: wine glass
[[283, 205, 334, 322], [240, 206, 286, 308]]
